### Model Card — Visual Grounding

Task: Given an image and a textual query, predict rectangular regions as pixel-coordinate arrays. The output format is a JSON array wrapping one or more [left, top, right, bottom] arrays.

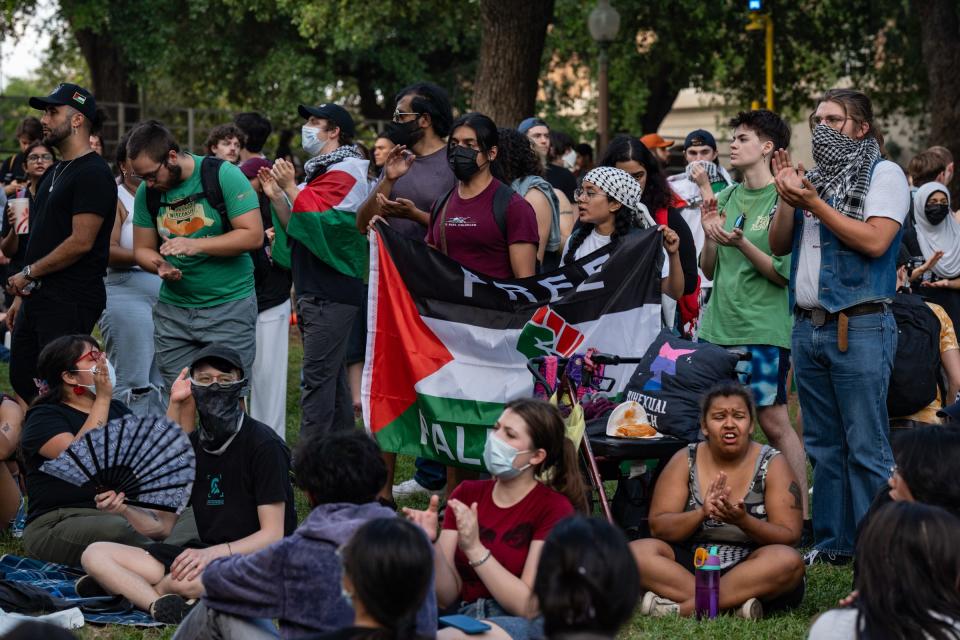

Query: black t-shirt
[[666, 207, 699, 296], [304, 628, 383, 640], [291, 241, 364, 306], [21, 399, 132, 524], [188, 416, 296, 544], [23, 152, 117, 306], [545, 164, 577, 202], [254, 195, 293, 312], [1, 153, 26, 184]]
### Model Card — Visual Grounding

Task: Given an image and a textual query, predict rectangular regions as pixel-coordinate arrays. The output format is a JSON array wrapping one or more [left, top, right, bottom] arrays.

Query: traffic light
[[749, 0, 762, 10]]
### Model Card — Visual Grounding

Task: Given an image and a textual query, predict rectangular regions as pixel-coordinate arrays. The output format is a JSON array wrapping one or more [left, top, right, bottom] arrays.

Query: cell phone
[[438, 615, 493, 634], [734, 214, 746, 231]]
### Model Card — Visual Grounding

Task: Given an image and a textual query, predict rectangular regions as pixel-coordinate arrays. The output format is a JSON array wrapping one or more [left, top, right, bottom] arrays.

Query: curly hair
[[204, 123, 247, 156], [563, 197, 639, 264], [293, 430, 386, 506], [496, 128, 543, 183]]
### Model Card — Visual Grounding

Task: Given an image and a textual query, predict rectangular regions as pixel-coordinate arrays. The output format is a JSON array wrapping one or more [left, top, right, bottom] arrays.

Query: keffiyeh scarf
[[684, 160, 734, 187], [582, 166, 656, 228], [805, 123, 881, 221], [304, 144, 364, 181]]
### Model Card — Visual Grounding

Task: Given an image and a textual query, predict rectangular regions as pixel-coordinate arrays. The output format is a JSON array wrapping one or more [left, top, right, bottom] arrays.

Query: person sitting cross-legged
[[630, 382, 805, 619], [172, 430, 437, 640], [78, 344, 296, 624]]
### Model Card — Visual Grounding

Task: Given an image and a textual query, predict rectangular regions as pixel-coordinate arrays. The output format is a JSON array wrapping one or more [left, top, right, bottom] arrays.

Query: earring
[[73, 386, 86, 396]]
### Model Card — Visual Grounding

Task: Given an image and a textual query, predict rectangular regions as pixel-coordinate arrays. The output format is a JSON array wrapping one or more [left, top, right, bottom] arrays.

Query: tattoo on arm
[[1, 423, 11, 433], [788, 481, 802, 511]]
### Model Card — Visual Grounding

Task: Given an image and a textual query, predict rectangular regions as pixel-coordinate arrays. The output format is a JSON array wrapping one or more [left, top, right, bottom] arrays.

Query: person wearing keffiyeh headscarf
[[562, 166, 683, 300], [767, 88, 911, 567]]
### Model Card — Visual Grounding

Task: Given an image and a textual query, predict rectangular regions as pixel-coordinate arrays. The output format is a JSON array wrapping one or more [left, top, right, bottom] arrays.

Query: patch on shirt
[[206, 473, 225, 506]]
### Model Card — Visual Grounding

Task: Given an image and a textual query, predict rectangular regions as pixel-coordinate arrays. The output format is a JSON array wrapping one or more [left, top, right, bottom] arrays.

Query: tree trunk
[[638, 51, 683, 136], [472, 0, 554, 127], [70, 27, 137, 105], [914, 0, 960, 203]]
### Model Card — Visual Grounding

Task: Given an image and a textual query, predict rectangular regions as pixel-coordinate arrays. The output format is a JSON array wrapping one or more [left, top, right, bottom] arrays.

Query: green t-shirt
[[698, 182, 793, 349], [133, 155, 258, 308]]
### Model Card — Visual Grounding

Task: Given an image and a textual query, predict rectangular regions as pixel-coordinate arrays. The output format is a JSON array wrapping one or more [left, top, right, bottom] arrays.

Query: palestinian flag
[[362, 223, 663, 470], [287, 156, 370, 279]]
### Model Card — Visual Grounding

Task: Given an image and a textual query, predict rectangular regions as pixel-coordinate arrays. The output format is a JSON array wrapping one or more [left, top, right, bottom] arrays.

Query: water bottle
[[694, 545, 721, 620]]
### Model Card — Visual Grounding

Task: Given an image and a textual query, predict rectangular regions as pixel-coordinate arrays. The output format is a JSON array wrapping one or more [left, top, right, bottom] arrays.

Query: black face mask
[[924, 203, 951, 225], [385, 119, 423, 148], [448, 146, 484, 182], [191, 382, 245, 452]]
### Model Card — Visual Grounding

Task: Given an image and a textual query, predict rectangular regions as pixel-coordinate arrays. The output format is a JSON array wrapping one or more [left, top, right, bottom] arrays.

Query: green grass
[[0, 331, 853, 638]]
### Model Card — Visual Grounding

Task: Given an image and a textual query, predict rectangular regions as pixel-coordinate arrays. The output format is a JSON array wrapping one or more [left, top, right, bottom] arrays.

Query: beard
[[153, 160, 183, 192], [42, 120, 71, 148]]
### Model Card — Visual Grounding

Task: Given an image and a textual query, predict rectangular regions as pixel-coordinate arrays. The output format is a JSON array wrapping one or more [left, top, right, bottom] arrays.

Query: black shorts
[[669, 542, 805, 612]]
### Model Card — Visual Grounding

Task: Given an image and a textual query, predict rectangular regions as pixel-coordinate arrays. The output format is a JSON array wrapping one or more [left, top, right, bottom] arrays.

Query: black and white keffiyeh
[[684, 160, 734, 187], [304, 144, 364, 181], [805, 124, 881, 221], [582, 166, 656, 228]]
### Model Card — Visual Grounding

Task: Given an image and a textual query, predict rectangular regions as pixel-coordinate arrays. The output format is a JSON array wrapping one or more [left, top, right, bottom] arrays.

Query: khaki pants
[[23, 507, 200, 568]]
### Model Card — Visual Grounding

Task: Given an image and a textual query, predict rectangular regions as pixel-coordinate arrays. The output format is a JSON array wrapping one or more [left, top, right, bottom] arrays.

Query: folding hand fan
[[40, 414, 195, 513]]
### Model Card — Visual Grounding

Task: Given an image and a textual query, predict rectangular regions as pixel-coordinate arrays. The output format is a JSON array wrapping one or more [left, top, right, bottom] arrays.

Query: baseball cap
[[640, 133, 674, 149], [518, 117, 548, 135], [29, 83, 97, 121], [190, 345, 245, 379], [298, 103, 356, 139], [684, 129, 717, 151], [239, 157, 273, 179]]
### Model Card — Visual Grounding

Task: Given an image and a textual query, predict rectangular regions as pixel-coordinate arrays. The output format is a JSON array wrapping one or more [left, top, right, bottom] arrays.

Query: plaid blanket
[[0, 554, 161, 627]]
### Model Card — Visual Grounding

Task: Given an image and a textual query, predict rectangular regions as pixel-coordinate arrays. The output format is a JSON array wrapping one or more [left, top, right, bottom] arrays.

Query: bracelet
[[468, 549, 492, 568], [226, 542, 233, 555]]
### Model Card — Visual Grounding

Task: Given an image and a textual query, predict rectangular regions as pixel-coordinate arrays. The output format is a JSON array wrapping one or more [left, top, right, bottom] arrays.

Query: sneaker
[[75, 575, 109, 598], [392, 478, 445, 500], [10, 496, 25, 539], [736, 597, 763, 620], [149, 594, 192, 624], [804, 549, 852, 566], [639, 591, 680, 617]]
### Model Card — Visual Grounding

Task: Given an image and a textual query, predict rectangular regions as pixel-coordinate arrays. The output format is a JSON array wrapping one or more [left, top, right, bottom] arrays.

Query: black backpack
[[429, 183, 515, 240], [887, 292, 943, 417]]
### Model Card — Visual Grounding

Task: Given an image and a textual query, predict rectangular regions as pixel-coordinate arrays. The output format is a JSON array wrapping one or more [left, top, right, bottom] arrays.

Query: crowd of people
[[0, 78, 957, 640]]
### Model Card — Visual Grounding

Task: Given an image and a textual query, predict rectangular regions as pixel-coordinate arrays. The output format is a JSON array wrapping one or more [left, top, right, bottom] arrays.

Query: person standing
[[1, 117, 42, 197], [769, 88, 909, 565], [697, 110, 808, 519], [129, 121, 263, 403], [639, 133, 673, 167], [7, 83, 116, 403], [100, 130, 164, 416], [234, 112, 272, 164], [204, 124, 245, 165]]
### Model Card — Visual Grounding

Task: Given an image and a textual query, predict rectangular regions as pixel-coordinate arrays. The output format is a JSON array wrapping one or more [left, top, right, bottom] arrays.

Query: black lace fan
[[40, 414, 195, 513]]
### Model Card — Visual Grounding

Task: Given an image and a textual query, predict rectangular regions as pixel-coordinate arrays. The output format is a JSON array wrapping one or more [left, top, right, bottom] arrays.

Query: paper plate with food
[[606, 401, 662, 439]]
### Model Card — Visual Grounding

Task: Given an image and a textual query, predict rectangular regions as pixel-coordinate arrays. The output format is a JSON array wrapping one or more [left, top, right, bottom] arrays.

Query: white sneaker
[[736, 597, 763, 620], [392, 479, 445, 499], [639, 591, 679, 617]]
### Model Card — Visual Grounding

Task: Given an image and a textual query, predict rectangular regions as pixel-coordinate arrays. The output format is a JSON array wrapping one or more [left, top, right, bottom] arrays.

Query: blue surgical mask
[[341, 584, 354, 609], [301, 125, 324, 156], [482, 434, 531, 480]]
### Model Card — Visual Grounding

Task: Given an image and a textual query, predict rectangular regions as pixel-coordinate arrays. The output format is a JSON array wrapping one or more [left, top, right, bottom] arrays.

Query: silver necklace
[[48, 150, 93, 193]]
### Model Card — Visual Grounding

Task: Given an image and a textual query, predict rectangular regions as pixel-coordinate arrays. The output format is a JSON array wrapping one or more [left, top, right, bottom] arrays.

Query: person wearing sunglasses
[[79, 344, 296, 624], [1, 141, 55, 310]]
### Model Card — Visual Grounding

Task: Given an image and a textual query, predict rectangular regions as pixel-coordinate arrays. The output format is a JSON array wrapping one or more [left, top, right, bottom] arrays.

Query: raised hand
[[382, 144, 416, 182], [402, 494, 440, 542], [660, 224, 680, 255], [271, 158, 296, 190], [448, 498, 481, 553], [170, 367, 192, 404], [258, 167, 281, 200], [700, 197, 732, 245], [690, 163, 710, 189]]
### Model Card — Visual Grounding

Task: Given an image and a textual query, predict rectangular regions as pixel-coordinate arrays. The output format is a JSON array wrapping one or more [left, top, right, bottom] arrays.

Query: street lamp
[[589, 0, 620, 153]]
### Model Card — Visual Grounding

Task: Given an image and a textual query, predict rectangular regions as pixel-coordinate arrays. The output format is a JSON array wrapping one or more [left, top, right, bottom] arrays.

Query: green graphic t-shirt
[[133, 155, 257, 308], [698, 182, 793, 349]]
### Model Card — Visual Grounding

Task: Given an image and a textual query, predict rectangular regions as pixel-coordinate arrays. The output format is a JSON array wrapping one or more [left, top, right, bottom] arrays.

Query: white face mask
[[301, 125, 325, 156], [74, 360, 117, 396], [482, 434, 531, 480], [562, 149, 577, 171]]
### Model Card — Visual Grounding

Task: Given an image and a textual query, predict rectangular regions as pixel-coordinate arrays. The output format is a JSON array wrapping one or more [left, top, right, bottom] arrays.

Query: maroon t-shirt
[[442, 480, 574, 604], [425, 179, 539, 279]]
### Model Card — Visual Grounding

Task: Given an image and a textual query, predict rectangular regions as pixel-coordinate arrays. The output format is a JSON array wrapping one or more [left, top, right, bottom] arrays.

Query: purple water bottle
[[694, 545, 721, 620]]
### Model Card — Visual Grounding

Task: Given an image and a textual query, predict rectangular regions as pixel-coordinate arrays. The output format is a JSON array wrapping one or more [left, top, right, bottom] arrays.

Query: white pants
[[250, 299, 291, 440]]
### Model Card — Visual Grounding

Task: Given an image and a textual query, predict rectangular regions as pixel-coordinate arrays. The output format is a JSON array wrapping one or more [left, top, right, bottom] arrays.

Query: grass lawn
[[0, 329, 851, 638]]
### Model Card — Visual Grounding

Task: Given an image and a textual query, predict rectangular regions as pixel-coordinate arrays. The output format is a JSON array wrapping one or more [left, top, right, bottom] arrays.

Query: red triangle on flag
[[366, 232, 454, 432]]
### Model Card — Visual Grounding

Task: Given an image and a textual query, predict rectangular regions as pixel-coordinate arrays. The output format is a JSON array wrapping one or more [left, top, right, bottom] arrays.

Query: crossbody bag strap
[[439, 192, 453, 256]]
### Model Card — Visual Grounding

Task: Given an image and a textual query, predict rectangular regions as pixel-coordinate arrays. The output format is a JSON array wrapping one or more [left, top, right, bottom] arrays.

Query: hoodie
[[201, 501, 437, 639]]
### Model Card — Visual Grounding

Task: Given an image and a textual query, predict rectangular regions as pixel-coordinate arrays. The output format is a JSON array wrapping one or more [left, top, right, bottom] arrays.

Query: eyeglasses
[[392, 109, 421, 123], [573, 187, 605, 202], [190, 374, 243, 387], [75, 349, 104, 365], [133, 160, 167, 183], [27, 153, 53, 163], [809, 115, 851, 131]]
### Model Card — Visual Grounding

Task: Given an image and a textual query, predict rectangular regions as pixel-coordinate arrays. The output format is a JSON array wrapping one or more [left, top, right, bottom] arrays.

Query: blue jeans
[[414, 457, 447, 491], [792, 310, 896, 555]]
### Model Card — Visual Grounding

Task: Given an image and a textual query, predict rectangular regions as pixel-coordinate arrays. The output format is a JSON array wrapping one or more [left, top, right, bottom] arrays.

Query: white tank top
[[117, 184, 136, 250]]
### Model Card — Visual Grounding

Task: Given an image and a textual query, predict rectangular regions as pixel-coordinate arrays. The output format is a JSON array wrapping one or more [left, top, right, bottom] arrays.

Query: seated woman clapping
[[404, 398, 587, 640], [630, 382, 804, 619]]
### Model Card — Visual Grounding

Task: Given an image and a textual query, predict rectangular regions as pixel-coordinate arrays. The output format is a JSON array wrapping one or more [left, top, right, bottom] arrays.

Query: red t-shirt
[[442, 480, 574, 604], [425, 179, 539, 279]]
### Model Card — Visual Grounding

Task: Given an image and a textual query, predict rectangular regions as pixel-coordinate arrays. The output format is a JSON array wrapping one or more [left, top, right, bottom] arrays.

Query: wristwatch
[[21, 265, 34, 281]]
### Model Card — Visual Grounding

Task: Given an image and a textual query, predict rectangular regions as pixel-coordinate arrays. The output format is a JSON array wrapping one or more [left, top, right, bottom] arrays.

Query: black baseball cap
[[298, 103, 356, 138], [29, 83, 97, 122], [684, 129, 717, 151], [190, 345, 245, 378]]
